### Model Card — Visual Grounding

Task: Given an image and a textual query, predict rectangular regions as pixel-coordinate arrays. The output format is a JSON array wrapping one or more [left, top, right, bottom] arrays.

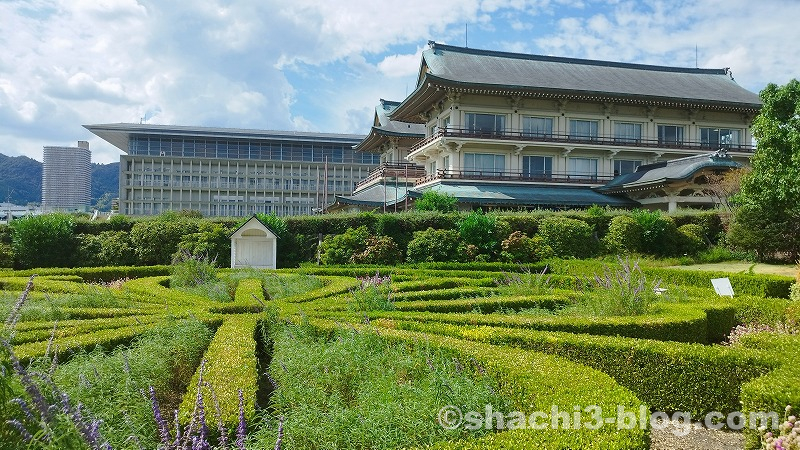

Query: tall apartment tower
[[42, 141, 92, 212]]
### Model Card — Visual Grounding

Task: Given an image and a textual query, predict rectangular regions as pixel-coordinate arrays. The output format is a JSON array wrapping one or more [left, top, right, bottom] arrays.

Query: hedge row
[[738, 333, 800, 449], [179, 314, 261, 434], [211, 278, 266, 314], [332, 302, 712, 343], [393, 294, 572, 314], [309, 319, 648, 449], [0, 265, 171, 282], [548, 260, 794, 298], [390, 321, 775, 419], [11, 314, 163, 345]]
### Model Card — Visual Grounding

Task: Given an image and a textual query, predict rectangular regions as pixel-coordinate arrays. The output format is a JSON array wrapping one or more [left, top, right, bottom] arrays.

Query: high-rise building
[[84, 124, 379, 216], [42, 141, 92, 212]]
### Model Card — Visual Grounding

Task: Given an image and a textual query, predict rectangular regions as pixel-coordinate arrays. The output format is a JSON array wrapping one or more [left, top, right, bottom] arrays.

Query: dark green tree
[[413, 190, 458, 213], [9, 213, 76, 268], [729, 80, 800, 261]]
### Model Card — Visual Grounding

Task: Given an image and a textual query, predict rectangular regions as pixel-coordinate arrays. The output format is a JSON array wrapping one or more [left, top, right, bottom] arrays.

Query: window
[[464, 153, 505, 174], [442, 155, 450, 170], [615, 123, 642, 143], [429, 161, 437, 174], [658, 125, 684, 145], [568, 158, 598, 179], [522, 117, 553, 137], [701, 128, 741, 148], [569, 120, 599, 140], [613, 159, 642, 176], [465, 113, 506, 134], [522, 156, 553, 179]]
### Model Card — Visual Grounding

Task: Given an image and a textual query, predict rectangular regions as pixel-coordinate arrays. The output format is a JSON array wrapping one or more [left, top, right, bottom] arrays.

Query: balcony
[[414, 169, 615, 187], [411, 128, 755, 153], [354, 162, 427, 192]]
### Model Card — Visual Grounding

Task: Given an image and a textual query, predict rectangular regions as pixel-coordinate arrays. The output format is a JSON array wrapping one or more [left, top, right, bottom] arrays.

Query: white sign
[[711, 278, 735, 297]]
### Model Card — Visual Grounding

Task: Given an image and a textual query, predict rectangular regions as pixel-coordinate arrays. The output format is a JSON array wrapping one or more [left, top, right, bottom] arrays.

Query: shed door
[[236, 238, 270, 267]]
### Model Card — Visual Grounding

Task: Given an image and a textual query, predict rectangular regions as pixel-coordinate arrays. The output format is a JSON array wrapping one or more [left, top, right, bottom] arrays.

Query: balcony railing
[[354, 162, 427, 191], [414, 169, 615, 186], [410, 127, 755, 153]]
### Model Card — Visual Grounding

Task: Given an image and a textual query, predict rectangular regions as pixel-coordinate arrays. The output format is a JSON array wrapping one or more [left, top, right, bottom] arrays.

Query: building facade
[[85, 124, 379, 217], [336, 42, 761, 212], [42, 141, 92, 212]]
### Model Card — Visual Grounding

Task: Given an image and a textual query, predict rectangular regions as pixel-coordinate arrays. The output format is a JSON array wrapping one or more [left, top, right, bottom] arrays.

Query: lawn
[[0, 259, 797, 450]]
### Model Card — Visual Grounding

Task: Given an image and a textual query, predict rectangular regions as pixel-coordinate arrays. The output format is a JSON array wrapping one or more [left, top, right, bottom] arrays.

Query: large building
[[42, 141, 92, 212], [84, 124, 379, 216], [333, 41, 762, 212]]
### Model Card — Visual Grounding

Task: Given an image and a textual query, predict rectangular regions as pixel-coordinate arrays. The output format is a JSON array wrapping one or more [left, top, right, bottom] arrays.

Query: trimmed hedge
[[179, 314, 261, 434], [393, 294, 571, 314], [391, 321, 775, 419], [0, 265, 171, 282], [335, 302, 712, 343], [310, 319, 648, 449]]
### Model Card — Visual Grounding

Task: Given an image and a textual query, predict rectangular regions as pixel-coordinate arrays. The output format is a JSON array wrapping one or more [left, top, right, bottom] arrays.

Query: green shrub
[[536, 216, 596, 258], [499, 231, 554, 263], [458, 211, 500, 256], [677, 223, 707, 255], [130, 217, 199, 265], [10, 213, 76, 269], [602, 215, 643, 254], [406, 227, 464, 263], [319, 226, 370, 265], [175, 222, 232, 267], [351, 235, 402, 265], [414, 190, 458, 212], [630, 209, 680, 256]]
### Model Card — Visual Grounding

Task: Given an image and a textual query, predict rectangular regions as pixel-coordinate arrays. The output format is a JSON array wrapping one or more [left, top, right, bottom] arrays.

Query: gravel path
[[650, 418, 745, 450]]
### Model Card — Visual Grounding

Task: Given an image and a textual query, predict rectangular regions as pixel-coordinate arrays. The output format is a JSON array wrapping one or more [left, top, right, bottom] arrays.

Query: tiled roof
[[390, 42, 761, 122], [409, 182, 637, 207], [598, 150, 742, 192], [353, 100, 425, 152]]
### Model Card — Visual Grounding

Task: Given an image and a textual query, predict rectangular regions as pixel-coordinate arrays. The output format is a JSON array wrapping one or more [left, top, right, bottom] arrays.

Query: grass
[[224, 269, 323, 300], [666, 261, 798, 277], [50, 317, 213, 449], [0, 287, 139, 322], [249, 322, 508, 449]]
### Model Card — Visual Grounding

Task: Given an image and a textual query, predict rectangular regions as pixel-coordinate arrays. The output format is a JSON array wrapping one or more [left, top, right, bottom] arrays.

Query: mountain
[[0, 153, 42, 205], [0, 153, 119, 209]]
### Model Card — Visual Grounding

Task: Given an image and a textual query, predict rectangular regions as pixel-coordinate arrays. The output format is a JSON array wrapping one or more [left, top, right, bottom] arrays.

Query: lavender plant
[[568, 257, 663, 316], [2, 275, 113, 450], [348, 272, 394, 311], [495, 265, 553, 296]]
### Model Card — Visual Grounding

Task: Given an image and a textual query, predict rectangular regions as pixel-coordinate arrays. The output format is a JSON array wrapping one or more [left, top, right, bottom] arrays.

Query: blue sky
[[1, 0, 798, 163]]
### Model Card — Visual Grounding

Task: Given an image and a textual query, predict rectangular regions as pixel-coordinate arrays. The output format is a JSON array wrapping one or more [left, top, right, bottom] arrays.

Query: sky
[[1, 0, 798, 164]]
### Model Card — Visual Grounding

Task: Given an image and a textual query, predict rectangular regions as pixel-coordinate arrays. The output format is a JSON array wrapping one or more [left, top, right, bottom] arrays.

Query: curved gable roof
[[391, 42, 761, 122]]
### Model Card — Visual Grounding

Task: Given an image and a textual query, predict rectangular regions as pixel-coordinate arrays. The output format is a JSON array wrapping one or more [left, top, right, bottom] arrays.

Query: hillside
[[0, 153, 119, 208]]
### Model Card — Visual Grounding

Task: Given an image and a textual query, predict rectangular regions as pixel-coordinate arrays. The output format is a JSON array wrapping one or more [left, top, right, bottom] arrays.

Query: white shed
[[229, 215, 278, 269]]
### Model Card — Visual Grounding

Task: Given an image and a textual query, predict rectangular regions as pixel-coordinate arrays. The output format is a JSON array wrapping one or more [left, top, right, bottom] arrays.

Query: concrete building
[[84, 124, 379, 216], [42, 141, 92, 212], [333, 41, 761, 212]]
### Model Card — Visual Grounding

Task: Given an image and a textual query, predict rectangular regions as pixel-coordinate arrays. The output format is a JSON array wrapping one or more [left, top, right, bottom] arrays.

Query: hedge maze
[[0, 261, 797, 449]]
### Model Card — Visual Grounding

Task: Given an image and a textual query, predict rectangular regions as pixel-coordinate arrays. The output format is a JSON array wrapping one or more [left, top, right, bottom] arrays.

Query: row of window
[[461, 153, 642, 177], [128, 137, 382, 165], [126, 203, 318, 217], [460, 113, 742, 146]]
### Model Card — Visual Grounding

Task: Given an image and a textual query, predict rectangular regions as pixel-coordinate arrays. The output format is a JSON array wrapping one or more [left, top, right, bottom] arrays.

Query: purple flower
[[235, 389, 247, 450], [7, 419, 33, 442], [149, 386, 172, 445]]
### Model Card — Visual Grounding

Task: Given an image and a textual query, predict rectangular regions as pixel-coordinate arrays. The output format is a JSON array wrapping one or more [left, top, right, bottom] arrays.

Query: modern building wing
[[85, 123, 378, 216], [42, 141, 92, 212], [331, 41, 761, 213]]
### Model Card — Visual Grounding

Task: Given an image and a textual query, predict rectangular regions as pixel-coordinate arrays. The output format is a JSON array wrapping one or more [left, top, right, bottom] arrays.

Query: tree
[[729, 80, 800, 261], [413, 190, 458, 213], [10, 213, 76, 268]]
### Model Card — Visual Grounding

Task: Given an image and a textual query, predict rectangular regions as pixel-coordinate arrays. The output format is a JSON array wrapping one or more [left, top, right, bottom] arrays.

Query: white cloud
[[0, 0, 797, 166], [377, 49, 424, 78]]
